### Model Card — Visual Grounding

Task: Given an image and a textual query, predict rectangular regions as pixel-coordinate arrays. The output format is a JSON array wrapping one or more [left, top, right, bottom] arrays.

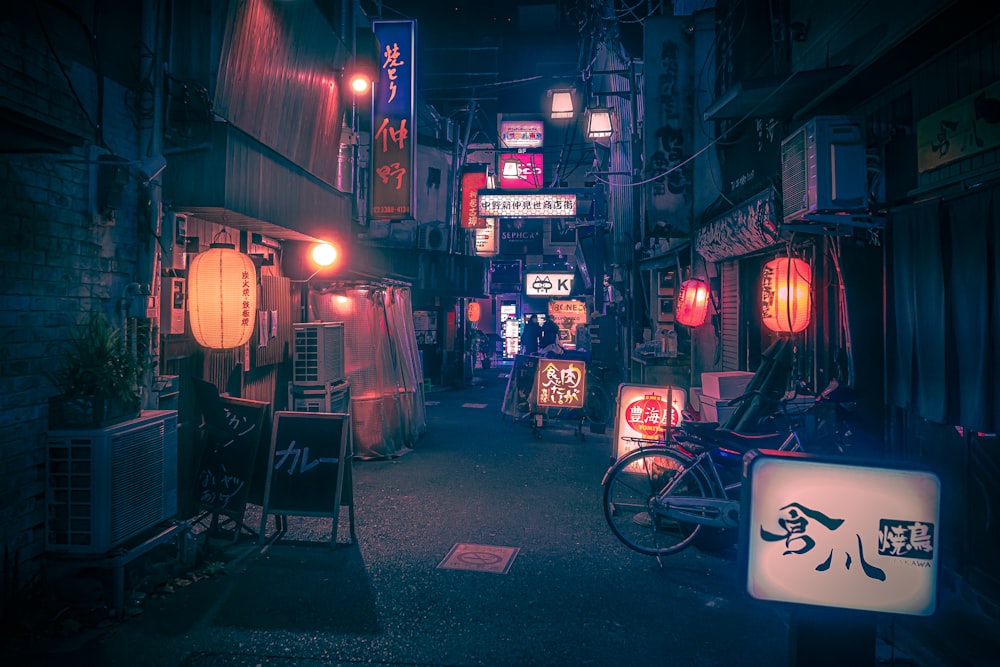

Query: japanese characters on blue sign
[[371, 20, 415, 219]]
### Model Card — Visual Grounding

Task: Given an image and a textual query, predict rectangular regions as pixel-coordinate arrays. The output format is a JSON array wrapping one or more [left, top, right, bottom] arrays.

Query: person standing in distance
[[521, 314, 541, 355], [539, 315, 560, 350]]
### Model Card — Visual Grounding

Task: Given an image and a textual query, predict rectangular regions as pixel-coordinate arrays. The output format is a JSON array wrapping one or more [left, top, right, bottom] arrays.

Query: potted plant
[[47, 313, 145, 429]]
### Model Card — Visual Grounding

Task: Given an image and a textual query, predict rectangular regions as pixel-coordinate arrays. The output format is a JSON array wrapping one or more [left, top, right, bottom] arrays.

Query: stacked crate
[[699, 371, 755, 423], [288, 323, 349, 413]]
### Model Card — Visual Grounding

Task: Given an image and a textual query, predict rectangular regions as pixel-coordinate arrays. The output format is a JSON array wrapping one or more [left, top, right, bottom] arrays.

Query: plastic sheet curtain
[[383, 286, 427, 444], [311, 284, 426, 458]]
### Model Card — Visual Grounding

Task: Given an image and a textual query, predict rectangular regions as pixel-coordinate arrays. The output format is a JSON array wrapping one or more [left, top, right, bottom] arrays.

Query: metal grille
[[721, 261, 740, 371], [46, 412, 177, 554], [293, 322, 345, 385], [780, 127, 808, 222]]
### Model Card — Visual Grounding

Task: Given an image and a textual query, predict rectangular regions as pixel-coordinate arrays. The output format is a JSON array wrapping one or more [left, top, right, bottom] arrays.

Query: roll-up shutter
[[720, 260, 740, 371]]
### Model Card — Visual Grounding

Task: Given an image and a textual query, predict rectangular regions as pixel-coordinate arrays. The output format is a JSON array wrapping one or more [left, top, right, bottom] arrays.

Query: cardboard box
[[701, 371, 755, 399], [700, 394, 739, 423]]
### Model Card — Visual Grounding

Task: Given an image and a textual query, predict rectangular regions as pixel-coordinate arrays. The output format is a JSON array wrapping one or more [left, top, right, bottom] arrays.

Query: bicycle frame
[[652, 430, 803, 530]]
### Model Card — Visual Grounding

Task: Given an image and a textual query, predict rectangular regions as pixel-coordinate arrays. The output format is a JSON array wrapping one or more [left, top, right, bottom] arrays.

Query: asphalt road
[[2, 366, 990, 666]]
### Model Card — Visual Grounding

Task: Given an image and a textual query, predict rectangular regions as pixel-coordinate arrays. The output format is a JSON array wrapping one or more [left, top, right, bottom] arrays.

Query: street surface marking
[[437, 543, 519, 574], [462, 403, 488, 409], [425, 401, 440, 406]]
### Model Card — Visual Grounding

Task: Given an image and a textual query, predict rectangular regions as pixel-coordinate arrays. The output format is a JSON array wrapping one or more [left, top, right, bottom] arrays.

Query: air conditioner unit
[[293, 322, 345, 386], [418, 222, 450, 252], [780, 116, 868, 224], [46, 411, 178, 554]]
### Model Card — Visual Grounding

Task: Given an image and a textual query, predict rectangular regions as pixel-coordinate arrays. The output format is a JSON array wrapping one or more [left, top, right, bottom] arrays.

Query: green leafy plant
[[48, 313, 144, 406]]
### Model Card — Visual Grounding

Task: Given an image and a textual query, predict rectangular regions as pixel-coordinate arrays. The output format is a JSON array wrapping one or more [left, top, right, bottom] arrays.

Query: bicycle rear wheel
[[602, 447, 711, 557]]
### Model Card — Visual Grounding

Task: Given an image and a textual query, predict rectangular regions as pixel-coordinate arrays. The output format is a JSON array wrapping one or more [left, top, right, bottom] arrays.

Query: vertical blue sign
[[371, 20, 415, 219]]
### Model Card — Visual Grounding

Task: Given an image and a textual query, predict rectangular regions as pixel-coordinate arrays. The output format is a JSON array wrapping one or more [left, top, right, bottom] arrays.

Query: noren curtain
[[888, 190, 999, 432]]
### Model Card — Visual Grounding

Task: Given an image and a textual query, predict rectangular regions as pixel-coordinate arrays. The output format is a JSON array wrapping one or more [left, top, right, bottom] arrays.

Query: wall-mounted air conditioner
[[780, 116, 867, 224], [418, 222, 450, 252], [293, 322, 345, 386], [46, 411, 178, 554]]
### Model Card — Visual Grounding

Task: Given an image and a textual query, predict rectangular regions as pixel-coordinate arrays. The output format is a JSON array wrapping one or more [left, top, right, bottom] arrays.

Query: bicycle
[[601, 393, 847, 562]]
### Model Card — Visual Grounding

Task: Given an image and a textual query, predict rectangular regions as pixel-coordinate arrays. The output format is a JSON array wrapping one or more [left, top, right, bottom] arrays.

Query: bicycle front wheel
[[602, 447, 711, 557]]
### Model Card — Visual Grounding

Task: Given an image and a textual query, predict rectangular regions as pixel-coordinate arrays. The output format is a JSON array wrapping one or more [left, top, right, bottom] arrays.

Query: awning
[[702, 66, 851, 122], [694, 188, 780, 263], [162, 122, 352, 243], [639, 240, 690, 271]]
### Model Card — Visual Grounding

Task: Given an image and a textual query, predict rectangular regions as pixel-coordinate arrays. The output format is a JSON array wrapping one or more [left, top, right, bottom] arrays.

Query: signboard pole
[[789, 608, 876, 667]]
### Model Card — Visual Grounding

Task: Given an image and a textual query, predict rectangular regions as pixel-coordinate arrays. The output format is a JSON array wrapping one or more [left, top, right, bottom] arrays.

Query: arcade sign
[[478, 190, 577, 218]]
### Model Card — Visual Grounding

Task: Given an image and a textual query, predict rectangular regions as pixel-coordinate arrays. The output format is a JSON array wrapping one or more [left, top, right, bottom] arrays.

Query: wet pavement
[[1, 365, 997, 666]]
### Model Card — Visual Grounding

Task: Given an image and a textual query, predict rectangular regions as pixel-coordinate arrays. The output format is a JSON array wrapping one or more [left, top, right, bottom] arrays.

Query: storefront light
[[761, 256, 811, 334], [550, 89, 574, 119], [675, 279, 711, 327], [586, 107, 614, 139], [187, 243, 258, 349]]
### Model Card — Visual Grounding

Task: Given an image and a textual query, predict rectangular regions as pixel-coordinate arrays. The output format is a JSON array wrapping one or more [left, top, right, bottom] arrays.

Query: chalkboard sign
[[259, 411, 351, 545], [195, 396, 269, 540]]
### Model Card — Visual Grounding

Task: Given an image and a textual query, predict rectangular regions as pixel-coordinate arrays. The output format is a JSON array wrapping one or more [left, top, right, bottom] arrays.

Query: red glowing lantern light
[[761, 257, 811, 334], [675, 279, 711, 327]]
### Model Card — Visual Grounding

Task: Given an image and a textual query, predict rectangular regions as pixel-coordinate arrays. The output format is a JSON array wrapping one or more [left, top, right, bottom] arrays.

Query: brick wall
[[0, 15, 141, 612]]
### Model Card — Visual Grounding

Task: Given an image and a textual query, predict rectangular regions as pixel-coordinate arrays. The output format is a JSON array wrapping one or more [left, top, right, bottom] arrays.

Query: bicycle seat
[[679, 425, 789, 454]]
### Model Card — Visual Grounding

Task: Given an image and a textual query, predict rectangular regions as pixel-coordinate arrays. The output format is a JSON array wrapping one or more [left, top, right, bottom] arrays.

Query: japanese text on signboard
[[371, 21, 415, 218]]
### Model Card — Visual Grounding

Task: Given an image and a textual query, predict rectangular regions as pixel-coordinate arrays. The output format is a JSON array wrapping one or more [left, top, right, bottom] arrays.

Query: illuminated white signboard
[[743, 451, 940, 616], [478, 191, 577, 218], [474, 217, 499, 256], [612, 383, 686, 459], [525, 272, 574, 297], [499, 119, 544, 148]]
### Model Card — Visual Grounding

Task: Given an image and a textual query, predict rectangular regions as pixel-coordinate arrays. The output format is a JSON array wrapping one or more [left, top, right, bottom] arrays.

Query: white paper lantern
[[187, 243, 258, 349]]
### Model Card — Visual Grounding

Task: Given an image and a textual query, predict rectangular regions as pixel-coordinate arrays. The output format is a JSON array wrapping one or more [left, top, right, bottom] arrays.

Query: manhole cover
[[437, 543, 519, 574]]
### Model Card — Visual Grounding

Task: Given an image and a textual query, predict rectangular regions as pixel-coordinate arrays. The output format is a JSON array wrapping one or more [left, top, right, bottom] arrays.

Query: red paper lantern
[[187, 243, 258, 349], [761, 257, 811, 333], [675, 279, 710, 327]]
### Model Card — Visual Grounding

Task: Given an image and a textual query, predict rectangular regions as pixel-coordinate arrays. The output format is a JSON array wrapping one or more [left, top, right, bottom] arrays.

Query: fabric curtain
[[945, 190, 994, 431], [888, 199, 947, 422]]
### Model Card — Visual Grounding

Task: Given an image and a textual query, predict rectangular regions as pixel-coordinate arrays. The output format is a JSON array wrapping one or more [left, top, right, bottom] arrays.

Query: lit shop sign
[[743, 451, 940, 616], [548, 299, 588, 350], [478, 190, 577, 218], [612, 383, 686, 459], [371, 20, 415, 219], [499, 153, 544, 189], [499, 119, 544, 149], [474, 217, 499, 256], [525, 272, 574, 297], [534, 357, 585, 410], [460, 167, 488, 229]]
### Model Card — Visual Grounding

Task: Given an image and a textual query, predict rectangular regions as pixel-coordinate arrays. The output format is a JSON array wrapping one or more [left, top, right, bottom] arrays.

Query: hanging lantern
[[761, 257, 811, 334], [467, 300, 481, 323], [675, 279, 711, 327], [187, 243, 258, 349]]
